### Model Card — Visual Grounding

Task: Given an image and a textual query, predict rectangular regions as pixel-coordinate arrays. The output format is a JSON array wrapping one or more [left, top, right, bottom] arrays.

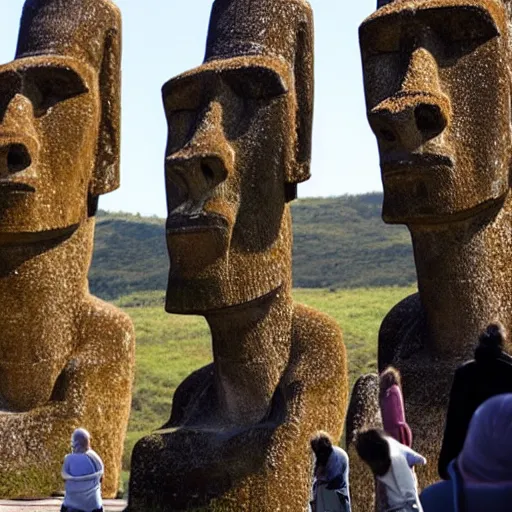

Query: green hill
[[90, 193, 416, 299]]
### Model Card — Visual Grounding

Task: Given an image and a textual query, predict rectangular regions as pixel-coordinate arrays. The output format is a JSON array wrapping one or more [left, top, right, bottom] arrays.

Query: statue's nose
[[166, 153, 229, 203], [369, 98, 449, 148], [165, 101, 234, 204], [0, 94, 38, 177], [0, 93, 33, 124], [0, 143, 31, 177], [368, 47, 451, 150]]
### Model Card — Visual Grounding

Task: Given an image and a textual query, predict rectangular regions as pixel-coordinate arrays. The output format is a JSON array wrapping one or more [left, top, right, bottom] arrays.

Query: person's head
[[360, 0, 512, 225], [379, 366, 401, 395], [355, 428, 391, 477], [310, 431, 334, 467], [71, 427, 91, 454], [0, 0, 121, 243], [475, 322, 507, 360], [163, 0, 314, 313], [458, 394, 512, 482]]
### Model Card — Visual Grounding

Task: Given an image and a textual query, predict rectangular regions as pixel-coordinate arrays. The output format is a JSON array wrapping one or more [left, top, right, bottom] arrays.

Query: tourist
[[438, 322, 512, 479], [355, 429, 426, 512], [310, 431, 351, 512], [421, 394, 512, 511], [61, 428, 104, 512], [379, 366, 412, 447]]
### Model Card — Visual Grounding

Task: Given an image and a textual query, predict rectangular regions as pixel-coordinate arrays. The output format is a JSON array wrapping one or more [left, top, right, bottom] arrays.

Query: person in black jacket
[[438, 322, 512, 479]]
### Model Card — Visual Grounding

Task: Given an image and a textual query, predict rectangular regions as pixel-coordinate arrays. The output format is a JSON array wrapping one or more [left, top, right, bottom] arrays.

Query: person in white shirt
[[61, 428, 104, 512], [355, 428, 426, 512]]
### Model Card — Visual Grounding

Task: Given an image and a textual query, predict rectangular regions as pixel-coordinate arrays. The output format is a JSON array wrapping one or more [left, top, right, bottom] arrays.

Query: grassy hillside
[[292, 195, 414, 288], [119, 285, 417, 472], [90, 193, 416, 299]]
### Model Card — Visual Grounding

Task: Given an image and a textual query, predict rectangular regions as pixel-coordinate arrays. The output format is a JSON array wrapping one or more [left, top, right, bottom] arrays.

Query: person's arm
[[61, 453, 104, 481], [86, 450, 104, 474], [326, 473, 344, 490], [401, 444, 427, 467], [61, 456, 70, 482], [61, 469, 104, 481]]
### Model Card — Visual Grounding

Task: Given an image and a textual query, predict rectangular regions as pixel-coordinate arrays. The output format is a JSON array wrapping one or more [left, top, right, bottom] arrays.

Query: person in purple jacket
[[61, 428, 104, 512], [421, 394, 512, 512], [379, 367, 413, 447]]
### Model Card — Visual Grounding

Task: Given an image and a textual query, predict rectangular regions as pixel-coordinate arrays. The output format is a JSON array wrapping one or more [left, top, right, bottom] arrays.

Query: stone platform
[[0, 499, 126, 511]]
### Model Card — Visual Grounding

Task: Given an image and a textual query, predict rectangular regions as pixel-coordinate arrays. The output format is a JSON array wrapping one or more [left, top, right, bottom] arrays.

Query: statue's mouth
[[381, 152, 454, 177], [0, 180, 35, 193], [166, 213, 229, 235], [0, 223, 78, 247]]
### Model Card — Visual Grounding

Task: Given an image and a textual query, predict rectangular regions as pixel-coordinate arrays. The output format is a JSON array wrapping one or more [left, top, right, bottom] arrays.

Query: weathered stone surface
[[0, 0, 134, 499], [127, 0, 348, 510], [345, 374, 382, 512], [349, 0, 512, 501]]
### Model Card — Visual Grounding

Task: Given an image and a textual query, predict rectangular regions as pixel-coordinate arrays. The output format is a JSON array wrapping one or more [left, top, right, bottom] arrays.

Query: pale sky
[[0, 0, 380, 217]]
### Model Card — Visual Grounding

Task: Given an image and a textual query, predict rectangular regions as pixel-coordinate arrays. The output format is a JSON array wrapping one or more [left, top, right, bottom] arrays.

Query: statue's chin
[[165, 273, 283, 315], [167, 228, 230, 278], [382, 185, 509, 227]]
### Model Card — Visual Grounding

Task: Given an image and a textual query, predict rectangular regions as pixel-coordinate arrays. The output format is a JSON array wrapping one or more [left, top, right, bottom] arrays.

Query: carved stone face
[[163, 57, 295, 313], [0, 55, 98, 240], [360, 0, 511, 224]]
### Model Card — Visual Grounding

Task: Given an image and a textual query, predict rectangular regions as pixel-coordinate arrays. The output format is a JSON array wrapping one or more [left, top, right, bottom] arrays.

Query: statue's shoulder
[[292, 302, 343, 346], [379, 292, 426, 366], [290, 302, 346, 383], [78, 295, 135, 361]]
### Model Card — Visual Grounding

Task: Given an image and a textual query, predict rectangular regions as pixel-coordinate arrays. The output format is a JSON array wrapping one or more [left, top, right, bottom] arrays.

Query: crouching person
[[61, 428, 104, 512], [311, 431, 352, 512], [356, 429, 426, 512]]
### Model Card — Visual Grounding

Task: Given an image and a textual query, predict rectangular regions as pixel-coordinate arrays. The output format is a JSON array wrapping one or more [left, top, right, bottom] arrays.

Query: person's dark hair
[[379, 366, 401, 398], [355, 429, 391, 477], [311, 431, 334, 469], [475, 322, 507, 361]]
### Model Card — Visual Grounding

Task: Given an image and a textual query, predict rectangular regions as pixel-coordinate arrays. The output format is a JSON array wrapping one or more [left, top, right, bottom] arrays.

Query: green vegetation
[[291, 195, 414, 288], [91, 193, 415, 299], [119, 285, 416, 472]]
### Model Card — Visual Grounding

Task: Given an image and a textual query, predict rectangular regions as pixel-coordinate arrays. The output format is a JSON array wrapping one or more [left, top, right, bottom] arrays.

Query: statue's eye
[[224, 67, 288, 101], [0, 71, 23, 119], [226, 77, 268, 100], [23, 66, 88, 116]]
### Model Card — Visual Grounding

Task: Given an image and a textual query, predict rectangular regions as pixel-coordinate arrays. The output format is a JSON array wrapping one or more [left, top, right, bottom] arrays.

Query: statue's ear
[[284, 12, 314, 202], [89, 25, 121, 197]]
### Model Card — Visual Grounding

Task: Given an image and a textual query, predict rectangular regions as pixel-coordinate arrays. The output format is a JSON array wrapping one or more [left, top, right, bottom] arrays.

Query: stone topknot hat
[[205, 0, 315, 195], [377, 0, 511, 9], [16, 0, 120, 69], [15, 0, 122, 197]]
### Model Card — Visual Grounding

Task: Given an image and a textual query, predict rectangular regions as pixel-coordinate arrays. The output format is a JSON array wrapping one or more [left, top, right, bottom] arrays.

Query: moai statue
[[347, 0, 512, 505], [0, 0, 134, 498], [127, 0, 348, 510]]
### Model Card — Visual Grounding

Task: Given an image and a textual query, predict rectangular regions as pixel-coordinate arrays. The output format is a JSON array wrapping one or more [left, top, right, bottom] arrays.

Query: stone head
[[0, 0, 121, 240], [361, 0, 512, 224], [163, 0, 314, 313]]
